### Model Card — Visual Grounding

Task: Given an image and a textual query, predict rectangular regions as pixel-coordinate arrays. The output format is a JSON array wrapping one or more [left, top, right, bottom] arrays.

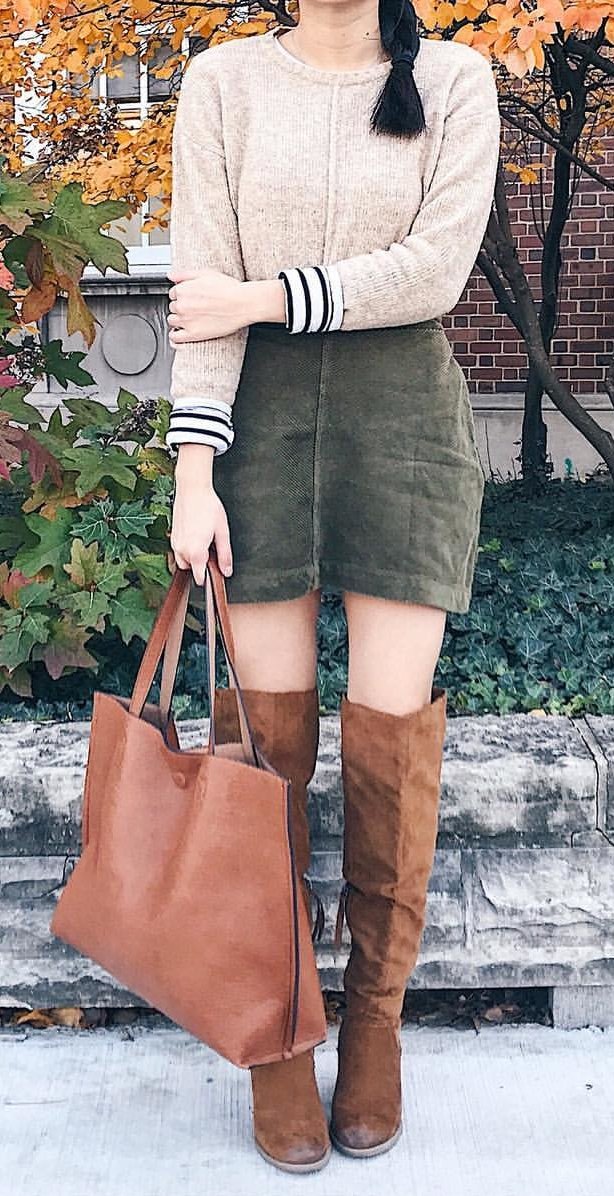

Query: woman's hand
[[167, 269, 287, 343], [170, 445, 233, 586], [167, 267, 250, 344]]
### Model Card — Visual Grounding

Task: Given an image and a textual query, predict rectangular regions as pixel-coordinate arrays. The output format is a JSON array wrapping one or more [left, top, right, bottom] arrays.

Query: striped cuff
[[166, 399, 235, 456], [277, 265, 344, 333]]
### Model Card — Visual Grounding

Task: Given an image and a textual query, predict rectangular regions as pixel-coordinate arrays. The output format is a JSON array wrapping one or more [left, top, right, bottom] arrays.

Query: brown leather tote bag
[[50, 552, 327, 1068]]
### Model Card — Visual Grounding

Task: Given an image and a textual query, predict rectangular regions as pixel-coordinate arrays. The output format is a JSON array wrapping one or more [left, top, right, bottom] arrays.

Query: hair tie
[[392, 48, 417, 69]]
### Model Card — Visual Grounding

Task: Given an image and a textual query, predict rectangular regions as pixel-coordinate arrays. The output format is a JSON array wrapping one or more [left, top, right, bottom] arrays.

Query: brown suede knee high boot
[[212, 684, 331, 1173], [330, 685, 447, 1158]]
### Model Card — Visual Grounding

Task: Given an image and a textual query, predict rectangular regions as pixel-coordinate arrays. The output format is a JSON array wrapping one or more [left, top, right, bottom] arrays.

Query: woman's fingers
[[214, 509, 233, 577], [169, 328, 199, 345], [172, 549, 189, 571]]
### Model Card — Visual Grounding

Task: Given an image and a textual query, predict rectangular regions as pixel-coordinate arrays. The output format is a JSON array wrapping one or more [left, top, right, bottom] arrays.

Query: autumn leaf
[[0, 173, 48, 235], [34, 614, 98, 679], [21, 476, 108, 519], [0, 412, 62, 485], [57, 270, 97, 346], [21, 252, 58, 323], [0, 663, 32, 696], [0, 566, 31, 609], [63, 537, 100, 587], [12, 1007, 85, 1029]]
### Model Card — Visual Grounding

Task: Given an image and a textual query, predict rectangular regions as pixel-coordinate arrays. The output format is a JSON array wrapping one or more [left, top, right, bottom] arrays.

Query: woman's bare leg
[[224, 588, 322, 691], [342, 591, 446, 713]]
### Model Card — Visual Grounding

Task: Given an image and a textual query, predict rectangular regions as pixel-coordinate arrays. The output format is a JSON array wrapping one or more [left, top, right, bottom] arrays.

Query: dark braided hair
[[371, 0, 426, 138]]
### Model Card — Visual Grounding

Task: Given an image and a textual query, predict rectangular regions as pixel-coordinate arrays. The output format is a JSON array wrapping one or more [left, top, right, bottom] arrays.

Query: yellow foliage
[[2, 0, 613, 237]]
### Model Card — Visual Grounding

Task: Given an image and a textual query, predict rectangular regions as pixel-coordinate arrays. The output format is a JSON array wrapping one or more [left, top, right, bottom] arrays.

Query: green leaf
[[0, 609, 51, 670], [32, 182, 129, 275], [46, 404, 75, 444], [131, 552, 172, 588], [0, 386, 44, 426], [0, 516, 30, 553], [17, 580, 55, 609], [116, 501, 154, 539], [109, 586, 155, 644], [117, 388, 138, 414], [42, 341, 95, 390], [64, 396, 116, 429], [14, 508, 75, 578], [58, 589, 109, 629], [96, 561, 128, 596], [73, 500, 113, 547], [150, 397, 171, 442], [62, 446, 137, 496]]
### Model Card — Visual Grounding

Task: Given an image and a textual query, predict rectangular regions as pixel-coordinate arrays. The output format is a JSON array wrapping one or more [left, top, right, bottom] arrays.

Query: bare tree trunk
[[478, 165, 614, 482]]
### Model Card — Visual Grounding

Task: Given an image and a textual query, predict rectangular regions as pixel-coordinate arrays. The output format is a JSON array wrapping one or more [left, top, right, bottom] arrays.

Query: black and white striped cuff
[[166, 400, 235, 455], [278, 265, 344, 333]]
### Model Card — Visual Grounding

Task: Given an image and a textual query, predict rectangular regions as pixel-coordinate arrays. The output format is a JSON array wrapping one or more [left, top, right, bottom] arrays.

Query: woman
[[165, 0, 500, 1174]]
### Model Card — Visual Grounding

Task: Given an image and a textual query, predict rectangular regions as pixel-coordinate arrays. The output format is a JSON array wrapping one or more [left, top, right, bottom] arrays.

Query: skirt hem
[[224, 561, 473, 614]]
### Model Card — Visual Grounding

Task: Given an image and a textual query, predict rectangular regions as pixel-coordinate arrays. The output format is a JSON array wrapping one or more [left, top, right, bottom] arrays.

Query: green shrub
[[0, 390, 175, 702]]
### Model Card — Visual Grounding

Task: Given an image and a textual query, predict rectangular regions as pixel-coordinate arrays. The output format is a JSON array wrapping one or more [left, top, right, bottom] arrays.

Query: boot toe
[[255, 1131, 332, 1171], [331, 1117, 402, 1156]]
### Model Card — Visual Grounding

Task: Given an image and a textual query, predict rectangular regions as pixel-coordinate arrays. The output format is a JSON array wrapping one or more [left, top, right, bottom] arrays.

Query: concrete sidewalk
[[1, 1023, 613, 1196]]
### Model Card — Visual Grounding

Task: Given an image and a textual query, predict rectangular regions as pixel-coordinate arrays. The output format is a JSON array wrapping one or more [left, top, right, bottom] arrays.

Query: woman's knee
[[226, 588, 322, 691], [342, 590, 447, 715]]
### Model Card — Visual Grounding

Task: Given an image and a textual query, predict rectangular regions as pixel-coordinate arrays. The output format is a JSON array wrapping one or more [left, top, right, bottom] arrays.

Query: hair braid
[[371, 0, 426, 138]]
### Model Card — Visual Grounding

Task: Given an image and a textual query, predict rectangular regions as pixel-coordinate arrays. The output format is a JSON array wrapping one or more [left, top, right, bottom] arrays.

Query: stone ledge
[[1, 711, 613, 1025], [1, 710, 609, 856]]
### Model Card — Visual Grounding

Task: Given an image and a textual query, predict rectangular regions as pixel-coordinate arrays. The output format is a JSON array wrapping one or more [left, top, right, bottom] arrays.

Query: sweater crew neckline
[[263, 27, 393, 85]]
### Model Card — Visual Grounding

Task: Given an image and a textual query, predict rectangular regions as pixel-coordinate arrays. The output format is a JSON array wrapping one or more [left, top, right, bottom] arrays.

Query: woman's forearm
[[175, 442, 216, 486], [242, 278, 287, 325]]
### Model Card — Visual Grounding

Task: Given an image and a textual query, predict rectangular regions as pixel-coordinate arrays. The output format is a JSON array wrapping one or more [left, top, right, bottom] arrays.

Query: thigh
[[342, 591, 446, 715], [226, 589, 322, 692]]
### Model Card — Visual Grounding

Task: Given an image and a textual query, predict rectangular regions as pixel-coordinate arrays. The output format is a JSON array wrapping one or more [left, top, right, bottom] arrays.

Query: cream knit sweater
[[168, 27, 501, 452]]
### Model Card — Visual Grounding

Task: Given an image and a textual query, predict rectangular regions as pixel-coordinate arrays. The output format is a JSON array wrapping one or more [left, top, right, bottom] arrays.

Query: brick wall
[[443, 138, 614, 395]]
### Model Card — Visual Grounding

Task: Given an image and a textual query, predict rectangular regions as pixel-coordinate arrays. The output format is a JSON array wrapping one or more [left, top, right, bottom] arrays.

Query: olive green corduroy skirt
[[212, 318, 485, 614]]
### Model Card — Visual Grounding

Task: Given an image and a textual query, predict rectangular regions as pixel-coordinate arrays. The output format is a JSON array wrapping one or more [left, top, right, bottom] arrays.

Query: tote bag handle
[[128, 552, 259, 765]]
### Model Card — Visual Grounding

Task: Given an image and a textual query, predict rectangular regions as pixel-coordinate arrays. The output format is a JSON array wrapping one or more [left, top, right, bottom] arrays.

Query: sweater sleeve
[[278, 51, 501, 334], [167, 53, 248, 454]]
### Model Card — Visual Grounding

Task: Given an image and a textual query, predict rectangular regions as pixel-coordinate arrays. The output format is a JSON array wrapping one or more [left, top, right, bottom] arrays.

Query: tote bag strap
[[128, 555, 259, 765], [202, 558, 259, 764], [129, 568, 189, 720]]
